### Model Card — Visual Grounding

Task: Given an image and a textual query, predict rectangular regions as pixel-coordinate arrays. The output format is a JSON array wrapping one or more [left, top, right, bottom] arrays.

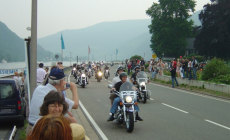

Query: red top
[[172, 61, 177, 69]]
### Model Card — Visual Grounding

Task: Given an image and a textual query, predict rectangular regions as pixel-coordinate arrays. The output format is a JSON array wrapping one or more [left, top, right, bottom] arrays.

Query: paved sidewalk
[[66, 90, 100, 140]]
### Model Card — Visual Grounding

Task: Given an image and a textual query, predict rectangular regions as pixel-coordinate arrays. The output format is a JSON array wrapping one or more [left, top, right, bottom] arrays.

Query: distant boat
[[1, 59, 7, 64]]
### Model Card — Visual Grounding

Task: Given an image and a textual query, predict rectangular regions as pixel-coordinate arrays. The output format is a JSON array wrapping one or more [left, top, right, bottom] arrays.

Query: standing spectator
[[127, 62, 132, 75], [192, 56, 198, 80], [151, 64, 156, 79], [57, 62, 64, 70], [140, 58, 145, 66], [170, 59, 179, 88], [37, 63, 46, 86], [188, 59, 192, 80], [176, 59, 181, 77], [13, 72, 19, 84], [182, 59, 188, 78]]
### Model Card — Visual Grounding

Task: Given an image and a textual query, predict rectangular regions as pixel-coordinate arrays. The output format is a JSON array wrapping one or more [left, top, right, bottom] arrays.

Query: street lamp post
[[30, 0, 38, 97]]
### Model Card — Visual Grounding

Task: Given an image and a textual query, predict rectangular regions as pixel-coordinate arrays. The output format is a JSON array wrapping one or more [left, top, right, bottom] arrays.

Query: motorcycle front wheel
[[142, 91, 147, 104], [126, 112, 134, 133]]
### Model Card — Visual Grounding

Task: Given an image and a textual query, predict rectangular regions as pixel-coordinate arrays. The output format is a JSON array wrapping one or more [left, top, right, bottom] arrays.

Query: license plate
[[127, 107, 134, 112]]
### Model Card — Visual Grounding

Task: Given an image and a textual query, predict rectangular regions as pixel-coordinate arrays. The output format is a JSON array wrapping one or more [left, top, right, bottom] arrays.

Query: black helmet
[[134, 65, 140, 71], [117, 66, 124, 72], [119, 72, 128, 80]]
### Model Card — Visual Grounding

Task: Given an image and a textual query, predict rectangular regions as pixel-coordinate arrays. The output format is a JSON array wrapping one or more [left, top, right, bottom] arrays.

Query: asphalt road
[[0, 121, 17, 140], [71, 66, 230, 140]]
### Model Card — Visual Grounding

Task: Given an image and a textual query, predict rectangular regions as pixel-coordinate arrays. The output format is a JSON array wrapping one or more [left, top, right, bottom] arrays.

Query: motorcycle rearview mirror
[[108, 84, 113, 89]]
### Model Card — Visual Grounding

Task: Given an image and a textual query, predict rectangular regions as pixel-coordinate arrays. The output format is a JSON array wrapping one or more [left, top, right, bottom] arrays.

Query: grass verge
[[151, 78, 230, 100], [18, 121, 28, 140]]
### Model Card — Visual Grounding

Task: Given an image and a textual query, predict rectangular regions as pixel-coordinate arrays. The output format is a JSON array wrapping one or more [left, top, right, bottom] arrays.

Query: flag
[[61, 34, 65, 50], [116, 49, 118, 55], [88, 46, 90, 54]]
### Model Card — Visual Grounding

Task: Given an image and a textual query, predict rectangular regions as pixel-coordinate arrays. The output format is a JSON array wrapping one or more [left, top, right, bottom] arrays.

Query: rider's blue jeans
[[110, 97, 139, 114]]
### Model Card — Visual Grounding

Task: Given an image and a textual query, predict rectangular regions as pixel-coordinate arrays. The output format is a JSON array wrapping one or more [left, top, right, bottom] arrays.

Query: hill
[[39, 19, 152, 61], [38, 12, 202, 61], [0, 21, 53, 62]]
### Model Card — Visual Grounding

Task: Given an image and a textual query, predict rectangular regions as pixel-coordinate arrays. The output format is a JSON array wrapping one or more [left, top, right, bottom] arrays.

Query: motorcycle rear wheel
[[126, 112, 134, 133]]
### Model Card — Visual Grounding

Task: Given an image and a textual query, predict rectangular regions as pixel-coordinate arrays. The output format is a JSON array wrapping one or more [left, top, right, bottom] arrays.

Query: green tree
[[130, 55, 142, 61], [146, 0, 196, 57], [194, 0, 230, 60]]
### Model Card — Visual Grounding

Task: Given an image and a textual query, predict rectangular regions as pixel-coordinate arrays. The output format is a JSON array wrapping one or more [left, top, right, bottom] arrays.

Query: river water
[[0, 61, 74, 77]]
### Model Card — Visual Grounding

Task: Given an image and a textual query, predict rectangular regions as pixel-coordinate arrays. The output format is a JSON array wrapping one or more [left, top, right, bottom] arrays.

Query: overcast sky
[[0, 0, 210, 38]]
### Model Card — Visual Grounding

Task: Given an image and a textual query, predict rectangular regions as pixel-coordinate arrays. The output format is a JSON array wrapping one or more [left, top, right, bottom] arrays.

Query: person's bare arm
[[70, 82, 79, 109]]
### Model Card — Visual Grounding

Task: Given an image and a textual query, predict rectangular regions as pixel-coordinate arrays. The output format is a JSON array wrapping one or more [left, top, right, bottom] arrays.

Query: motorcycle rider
[[75, 65, 82, 84], [107, 72, 143, 121], [104, 65, 110, 78], [131, 65, 141, 85]]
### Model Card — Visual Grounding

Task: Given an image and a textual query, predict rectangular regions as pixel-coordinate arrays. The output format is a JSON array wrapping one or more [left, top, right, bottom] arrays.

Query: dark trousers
[[171, 76, 179, 88]]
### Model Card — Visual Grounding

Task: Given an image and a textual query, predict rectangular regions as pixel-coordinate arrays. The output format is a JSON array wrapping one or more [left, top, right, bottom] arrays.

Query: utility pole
[[30, 0, 37, 98]]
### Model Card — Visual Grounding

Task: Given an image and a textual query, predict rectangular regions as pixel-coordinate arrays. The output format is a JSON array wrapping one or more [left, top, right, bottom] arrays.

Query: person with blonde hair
[[27, 115, 72, 140]]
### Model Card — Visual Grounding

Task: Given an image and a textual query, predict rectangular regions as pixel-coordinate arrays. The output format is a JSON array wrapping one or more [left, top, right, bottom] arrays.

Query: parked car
[[0, 78, 26, 127]]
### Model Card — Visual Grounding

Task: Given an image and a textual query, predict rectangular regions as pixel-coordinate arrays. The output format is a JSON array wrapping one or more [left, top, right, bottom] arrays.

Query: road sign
[[152, 53, 157, 59]]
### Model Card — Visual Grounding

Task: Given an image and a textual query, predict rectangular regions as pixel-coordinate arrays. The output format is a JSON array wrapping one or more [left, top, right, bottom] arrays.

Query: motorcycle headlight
[[98, 72, 103, 76], [82, 74, 86, 77], [140, 82, 146, 86], [125, 96, 133, 103], [73, 68, 76, 71]]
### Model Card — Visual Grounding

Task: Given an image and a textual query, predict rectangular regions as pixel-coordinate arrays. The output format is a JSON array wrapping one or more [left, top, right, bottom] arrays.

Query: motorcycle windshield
[[136, 71, 148, 83], [119, 82, 135, 92]]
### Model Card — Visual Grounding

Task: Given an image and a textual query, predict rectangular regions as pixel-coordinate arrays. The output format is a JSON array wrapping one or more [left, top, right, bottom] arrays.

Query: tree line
[[146, 0, 230, 60]]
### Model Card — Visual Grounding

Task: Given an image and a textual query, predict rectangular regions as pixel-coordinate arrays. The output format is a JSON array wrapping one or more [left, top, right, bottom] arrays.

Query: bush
[[201, 58, 230, 81], [145, 63, 149, 69], [212, 74, 230, 85]]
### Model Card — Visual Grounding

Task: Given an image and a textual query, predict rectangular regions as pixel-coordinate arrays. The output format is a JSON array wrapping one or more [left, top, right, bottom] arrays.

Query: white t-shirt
[[37, 68, 46, 83], [28, 83, 74, 125]]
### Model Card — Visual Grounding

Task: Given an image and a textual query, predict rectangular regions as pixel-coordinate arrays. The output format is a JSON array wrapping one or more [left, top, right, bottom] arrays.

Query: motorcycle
[[104, 69, 110, 80], [108, 82, 138, 133], [96, 71, 103, 82], [72, 67, 77, 77], [78, 72, 88, 88], [136, 71, 150, 103]]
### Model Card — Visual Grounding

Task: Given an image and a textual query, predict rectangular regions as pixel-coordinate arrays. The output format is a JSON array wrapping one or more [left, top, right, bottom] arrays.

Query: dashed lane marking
[[162, 103, 189, 114], [205, 119, 230, 131]]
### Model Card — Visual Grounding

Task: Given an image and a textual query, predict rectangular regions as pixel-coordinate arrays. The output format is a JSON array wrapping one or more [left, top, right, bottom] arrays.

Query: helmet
[[117, 66, 124, 72], [119, 72, 128, 80], [134, 65, 140, 71]]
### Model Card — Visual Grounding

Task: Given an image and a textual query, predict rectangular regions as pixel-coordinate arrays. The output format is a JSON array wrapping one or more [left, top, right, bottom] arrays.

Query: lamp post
[[30, 0, 37, 96]]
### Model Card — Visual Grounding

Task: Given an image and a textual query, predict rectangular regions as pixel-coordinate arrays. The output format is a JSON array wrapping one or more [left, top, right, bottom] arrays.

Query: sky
[[0, 0, 211, 38]]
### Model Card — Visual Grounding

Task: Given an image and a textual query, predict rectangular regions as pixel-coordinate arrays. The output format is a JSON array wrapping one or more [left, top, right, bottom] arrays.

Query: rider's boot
[[136, 112, 143, 121], [107, 113, 114, 121]]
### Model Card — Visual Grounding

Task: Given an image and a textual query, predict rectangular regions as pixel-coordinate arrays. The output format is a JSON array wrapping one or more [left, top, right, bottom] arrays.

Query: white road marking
[[162, 103, 189, 114], [68, 73, 71, 83], [79, 101, 108, 140], [205, 119, 230, 131], [150, 98, 154, 100], [150, 83, 230, 104]]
